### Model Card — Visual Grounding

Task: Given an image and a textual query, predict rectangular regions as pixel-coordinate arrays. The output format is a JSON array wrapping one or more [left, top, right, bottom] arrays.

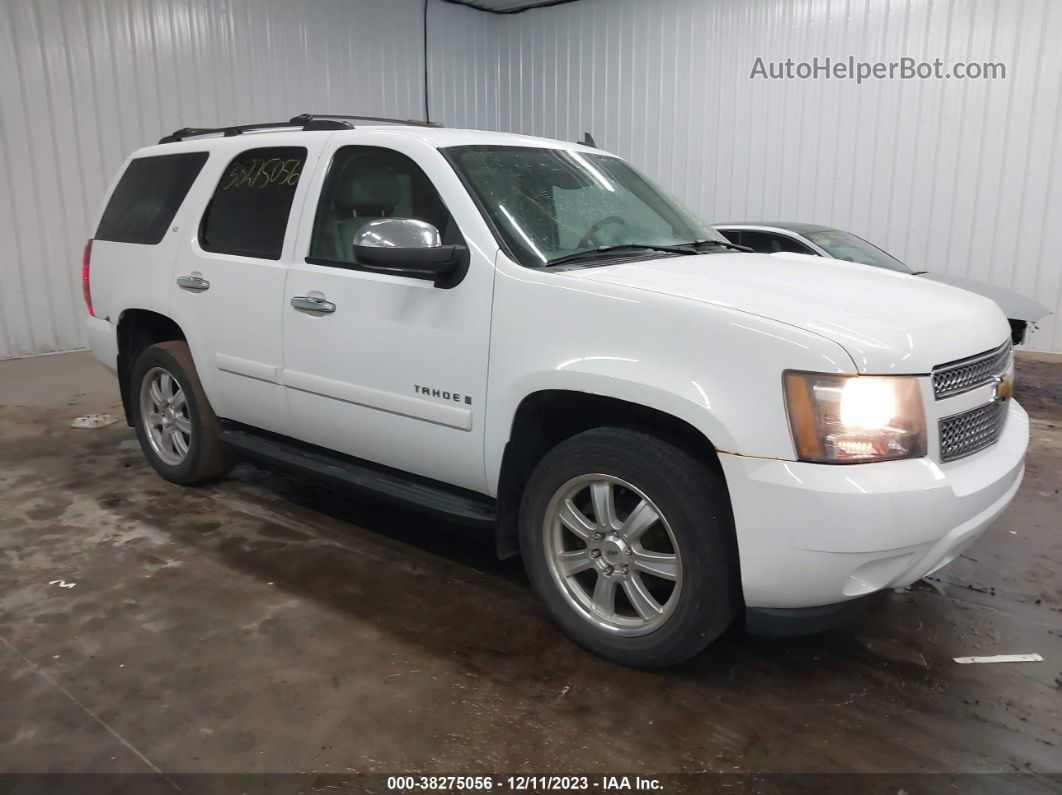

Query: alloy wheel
[[543, 474, 682, 636], [139, 367, 192, 466]]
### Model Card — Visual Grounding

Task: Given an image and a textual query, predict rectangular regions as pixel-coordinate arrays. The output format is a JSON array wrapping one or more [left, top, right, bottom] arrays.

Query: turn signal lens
[[784, 371, 926, 463]]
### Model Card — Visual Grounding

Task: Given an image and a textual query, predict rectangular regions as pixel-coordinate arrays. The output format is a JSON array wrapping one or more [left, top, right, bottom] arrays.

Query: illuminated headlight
[[783, 372, 927, 463]]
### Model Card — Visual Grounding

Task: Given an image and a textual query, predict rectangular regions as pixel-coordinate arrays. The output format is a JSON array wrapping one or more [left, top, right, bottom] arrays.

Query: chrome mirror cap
[[352, 217, 441, 250]]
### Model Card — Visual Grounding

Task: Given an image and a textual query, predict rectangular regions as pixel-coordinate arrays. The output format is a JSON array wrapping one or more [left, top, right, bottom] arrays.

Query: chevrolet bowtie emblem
[[993, 373, 1013, 403]]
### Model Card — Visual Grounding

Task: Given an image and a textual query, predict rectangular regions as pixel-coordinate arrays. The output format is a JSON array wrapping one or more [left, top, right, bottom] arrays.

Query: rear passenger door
[[170, 139, 325, 434]]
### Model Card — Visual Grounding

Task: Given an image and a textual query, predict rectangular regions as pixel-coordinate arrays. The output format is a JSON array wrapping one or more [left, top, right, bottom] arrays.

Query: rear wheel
[[520, 427, 738, 668], [130, 341, 230, 485]]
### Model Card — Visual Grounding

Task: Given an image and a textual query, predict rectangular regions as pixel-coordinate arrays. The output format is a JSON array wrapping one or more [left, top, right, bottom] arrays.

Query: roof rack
[[292, 113, 442, 128], [158, 113, 442, 144]]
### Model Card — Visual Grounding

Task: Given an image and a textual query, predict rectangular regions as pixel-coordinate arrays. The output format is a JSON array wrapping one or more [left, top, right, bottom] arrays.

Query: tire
[[520, 427, 738, 668], [130, 341, 230, 485]]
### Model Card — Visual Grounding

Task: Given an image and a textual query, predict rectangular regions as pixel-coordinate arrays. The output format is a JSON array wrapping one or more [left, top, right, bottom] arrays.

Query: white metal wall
[[0, 0, 427, 359], [428, 0, 1062, 353], [5, 0, 1062, 356]]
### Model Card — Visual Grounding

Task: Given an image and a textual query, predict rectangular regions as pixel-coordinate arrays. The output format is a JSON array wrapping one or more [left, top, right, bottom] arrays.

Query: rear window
[[95, 152, 208, 244], [199, 146, 307, 260]]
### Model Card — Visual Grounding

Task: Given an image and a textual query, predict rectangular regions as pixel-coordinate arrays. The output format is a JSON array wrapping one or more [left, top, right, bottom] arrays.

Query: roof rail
[[158, 119, 349, 144], [291, 113, 443, 128], [158, 113, 441, 144]]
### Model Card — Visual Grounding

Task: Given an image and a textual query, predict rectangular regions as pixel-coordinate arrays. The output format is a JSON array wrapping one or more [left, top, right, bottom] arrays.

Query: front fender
[[485, 255, 858, 495], [485, 359, 744, 497]]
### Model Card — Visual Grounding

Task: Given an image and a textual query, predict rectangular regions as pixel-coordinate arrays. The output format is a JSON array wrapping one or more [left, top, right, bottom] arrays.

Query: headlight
[[783, 372, 926, 463]]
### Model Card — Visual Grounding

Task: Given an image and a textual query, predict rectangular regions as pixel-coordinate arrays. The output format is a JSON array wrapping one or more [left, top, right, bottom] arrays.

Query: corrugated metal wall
[[0, 0, 426, 359], [428, 0, 1062, 353], [5, 0, 1061, 355]]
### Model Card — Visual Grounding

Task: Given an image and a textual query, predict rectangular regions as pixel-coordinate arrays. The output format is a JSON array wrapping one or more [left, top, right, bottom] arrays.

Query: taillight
[[82, 239, 94, 316]]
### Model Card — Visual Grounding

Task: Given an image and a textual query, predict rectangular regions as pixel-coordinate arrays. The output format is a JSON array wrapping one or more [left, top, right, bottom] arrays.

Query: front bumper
[[720, 400, 1028, 609], [745, 593, 885, 637]]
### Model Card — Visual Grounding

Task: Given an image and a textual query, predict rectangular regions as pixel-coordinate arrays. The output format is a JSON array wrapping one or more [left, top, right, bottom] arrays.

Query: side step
[[221, 426, 497, 527]]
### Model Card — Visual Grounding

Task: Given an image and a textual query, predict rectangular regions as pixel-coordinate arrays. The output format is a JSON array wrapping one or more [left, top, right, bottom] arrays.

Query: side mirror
[[352, 218, 469, 288]]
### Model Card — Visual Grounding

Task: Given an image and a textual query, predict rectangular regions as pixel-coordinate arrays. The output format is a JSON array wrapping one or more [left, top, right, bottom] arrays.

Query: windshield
[[804, 229, 913, 274], [444, 145, 725, 267]]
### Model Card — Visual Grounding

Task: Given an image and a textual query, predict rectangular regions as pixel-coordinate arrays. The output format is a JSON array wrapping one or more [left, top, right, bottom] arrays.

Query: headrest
[[335, 160, 403, 211]]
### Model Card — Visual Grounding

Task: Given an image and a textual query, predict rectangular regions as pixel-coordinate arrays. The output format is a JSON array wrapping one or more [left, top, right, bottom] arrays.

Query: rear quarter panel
[[87, 144, 214, 346]]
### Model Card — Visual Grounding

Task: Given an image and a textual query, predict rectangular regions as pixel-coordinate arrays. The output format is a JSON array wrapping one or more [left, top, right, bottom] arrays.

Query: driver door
[[281, 139, 493, 493]]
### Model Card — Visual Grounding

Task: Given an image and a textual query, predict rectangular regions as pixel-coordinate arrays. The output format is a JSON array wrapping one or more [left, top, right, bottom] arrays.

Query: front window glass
[[309, 146, 458, 266], [739, 230, 815, 255], [445, 145, 724, 266], [804, 230, 913, 273]]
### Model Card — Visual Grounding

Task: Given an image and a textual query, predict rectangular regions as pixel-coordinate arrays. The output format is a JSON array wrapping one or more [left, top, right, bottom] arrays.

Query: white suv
[[84, 114, 1028, 668]]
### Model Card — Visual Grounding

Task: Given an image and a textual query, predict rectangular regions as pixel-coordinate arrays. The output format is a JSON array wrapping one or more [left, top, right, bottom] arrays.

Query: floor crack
[[0, 634, 179, 790]]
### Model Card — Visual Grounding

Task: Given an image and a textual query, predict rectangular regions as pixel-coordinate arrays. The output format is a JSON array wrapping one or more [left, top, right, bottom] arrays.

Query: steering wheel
[[577, 215, 631, 249]]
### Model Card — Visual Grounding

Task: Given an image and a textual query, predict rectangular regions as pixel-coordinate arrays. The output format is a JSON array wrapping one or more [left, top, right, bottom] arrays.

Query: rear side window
[[199, 147, 307, 260], [96, 152, 208, 244], [740, 230, 815, 255]]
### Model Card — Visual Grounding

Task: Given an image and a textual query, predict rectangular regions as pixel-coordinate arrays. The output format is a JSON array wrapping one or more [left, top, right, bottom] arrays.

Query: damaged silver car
[[714, 222, 1050, 345]]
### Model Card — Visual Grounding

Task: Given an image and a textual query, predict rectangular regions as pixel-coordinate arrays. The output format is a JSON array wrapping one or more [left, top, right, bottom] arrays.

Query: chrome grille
[[939, 400, 1008, 462], [932, 340, 1012, 400]]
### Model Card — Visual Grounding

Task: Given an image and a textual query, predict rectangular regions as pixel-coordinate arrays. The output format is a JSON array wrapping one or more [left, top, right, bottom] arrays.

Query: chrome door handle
[[291, 295, 336, 314], [176, 274, 210, 291]]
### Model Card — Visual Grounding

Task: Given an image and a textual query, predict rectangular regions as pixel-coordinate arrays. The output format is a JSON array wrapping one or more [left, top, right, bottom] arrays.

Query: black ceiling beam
[[425, 0, 586, 123], [438, 0, 584, 15]]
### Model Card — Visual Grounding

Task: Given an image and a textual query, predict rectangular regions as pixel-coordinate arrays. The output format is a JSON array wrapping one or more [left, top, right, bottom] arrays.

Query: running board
[[221, 426, 496, 527]]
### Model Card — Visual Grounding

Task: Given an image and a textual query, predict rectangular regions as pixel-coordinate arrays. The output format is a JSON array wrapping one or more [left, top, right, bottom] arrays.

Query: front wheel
[[520, 428, 739, 668]]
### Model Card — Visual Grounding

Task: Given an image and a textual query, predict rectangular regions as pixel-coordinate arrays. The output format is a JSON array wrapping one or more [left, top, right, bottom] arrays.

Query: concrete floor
[[0, 350, 1060, 779]]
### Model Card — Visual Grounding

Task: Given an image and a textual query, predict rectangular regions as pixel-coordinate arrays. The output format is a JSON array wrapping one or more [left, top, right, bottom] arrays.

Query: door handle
[[176, 274, 210, 292], [291, 295, 336, 314]]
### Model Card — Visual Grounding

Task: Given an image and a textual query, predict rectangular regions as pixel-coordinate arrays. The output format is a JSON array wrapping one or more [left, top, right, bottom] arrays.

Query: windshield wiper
[[544, 243, 701, 268], [543, 238, 752, 268], [688, 238, 753, 253]]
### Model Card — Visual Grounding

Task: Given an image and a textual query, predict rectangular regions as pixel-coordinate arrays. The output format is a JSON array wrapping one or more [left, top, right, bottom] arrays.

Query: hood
[[567, 252, 1012, 374], [919, 272, 1050, 323]]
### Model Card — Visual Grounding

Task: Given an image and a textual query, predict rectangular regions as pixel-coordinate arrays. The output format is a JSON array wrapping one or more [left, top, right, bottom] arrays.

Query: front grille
[[939, 400, 1009, 462], [932, 340, 1012, 400]]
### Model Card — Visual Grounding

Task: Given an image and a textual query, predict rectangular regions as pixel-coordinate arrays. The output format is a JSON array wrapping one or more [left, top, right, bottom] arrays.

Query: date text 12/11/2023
[[386, 775, 664, 791]]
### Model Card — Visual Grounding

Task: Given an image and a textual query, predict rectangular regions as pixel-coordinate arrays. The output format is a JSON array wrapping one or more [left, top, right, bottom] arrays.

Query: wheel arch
[[494, 389, 734, 561], [116, 309, 187, 425]]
